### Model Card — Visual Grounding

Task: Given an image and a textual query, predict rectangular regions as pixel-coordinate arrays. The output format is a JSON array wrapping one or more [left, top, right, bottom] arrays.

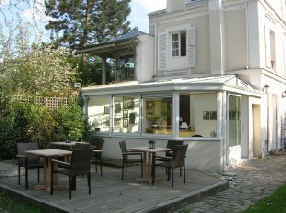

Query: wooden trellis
[[11, 95, 78, 109]]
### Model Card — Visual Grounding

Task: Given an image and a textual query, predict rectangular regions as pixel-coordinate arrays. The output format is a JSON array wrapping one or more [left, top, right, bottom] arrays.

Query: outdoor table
[[25, 149, 72, 192], [49, 141, 89, 150], [129, 147, 170, 184]]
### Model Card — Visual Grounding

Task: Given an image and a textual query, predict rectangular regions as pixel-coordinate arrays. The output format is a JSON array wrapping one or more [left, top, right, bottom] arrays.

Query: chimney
[[167, 0, 185, 12]]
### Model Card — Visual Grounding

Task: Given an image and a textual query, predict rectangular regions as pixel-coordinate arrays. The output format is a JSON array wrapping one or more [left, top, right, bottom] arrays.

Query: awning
[[81, 75, 263, 97]]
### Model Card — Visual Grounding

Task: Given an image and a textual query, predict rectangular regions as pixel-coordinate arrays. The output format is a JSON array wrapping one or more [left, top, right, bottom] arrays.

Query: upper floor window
[[172, 31, 187, 57]]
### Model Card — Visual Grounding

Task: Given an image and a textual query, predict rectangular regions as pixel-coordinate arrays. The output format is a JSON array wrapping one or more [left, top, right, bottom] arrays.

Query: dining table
[[129, 147, 170, 184], [25, 149, 72, 192]]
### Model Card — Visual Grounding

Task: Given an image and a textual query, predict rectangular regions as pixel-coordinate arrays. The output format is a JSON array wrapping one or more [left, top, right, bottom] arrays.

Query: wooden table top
[[129, 147, 171, 153], [25, 149, 72, 158], [50, 141, 89, 147]]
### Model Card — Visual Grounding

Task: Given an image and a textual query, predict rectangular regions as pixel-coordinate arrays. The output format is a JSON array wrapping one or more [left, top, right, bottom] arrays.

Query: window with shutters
[[171, 31, 187, 57]]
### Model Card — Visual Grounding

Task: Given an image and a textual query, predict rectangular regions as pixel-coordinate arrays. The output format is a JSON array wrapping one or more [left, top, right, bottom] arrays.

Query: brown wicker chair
[[119, 141, 143, 180], [16, 143, 43, 189], [153, 144, 188, 188], [156, 140, 184, 161], [50, 148, 92, 200]]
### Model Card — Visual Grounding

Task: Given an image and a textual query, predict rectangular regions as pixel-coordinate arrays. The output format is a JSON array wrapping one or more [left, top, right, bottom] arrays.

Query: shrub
[[0, 98, 86, 159], [54, 104, 86, 141]]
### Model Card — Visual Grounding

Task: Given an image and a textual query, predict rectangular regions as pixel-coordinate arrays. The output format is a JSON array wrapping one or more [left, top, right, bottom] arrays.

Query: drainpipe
[[208, 0, 225, 75]]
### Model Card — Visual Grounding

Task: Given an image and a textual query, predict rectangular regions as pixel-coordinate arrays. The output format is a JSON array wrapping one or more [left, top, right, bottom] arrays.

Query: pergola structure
[[78, 31, 146, 84]]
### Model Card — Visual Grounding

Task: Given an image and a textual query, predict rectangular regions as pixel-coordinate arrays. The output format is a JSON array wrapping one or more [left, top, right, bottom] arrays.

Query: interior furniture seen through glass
[[179, 93, 218, 138]]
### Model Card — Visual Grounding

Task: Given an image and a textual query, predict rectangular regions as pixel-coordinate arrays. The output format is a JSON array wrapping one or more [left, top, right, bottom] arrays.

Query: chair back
[[17, 143, 39, 155], [119, 141, 128, 153], [73, 143, 91, 150], [172, 144, 188, 168], [71, 148, 92, 174], [90, 138, 104, 150], [166, 140, 184, 156]]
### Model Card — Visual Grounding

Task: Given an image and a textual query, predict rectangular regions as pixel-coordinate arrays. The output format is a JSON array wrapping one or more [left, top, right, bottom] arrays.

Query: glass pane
[[88, 96, 111, 132], [228, 95, 241, 146], [113, 96, 140, 134], [172, 33, 179, 41], [143, 96, 172, 135], [179, 93, 218, 138], [180, 31, 186, 56]]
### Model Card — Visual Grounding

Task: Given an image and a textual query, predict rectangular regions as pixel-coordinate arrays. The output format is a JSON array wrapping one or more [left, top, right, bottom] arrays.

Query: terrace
[[0, 160, 227, 213]]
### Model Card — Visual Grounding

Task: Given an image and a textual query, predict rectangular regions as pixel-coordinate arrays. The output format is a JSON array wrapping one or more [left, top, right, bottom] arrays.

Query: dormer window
[[172, 31, 187, 57]]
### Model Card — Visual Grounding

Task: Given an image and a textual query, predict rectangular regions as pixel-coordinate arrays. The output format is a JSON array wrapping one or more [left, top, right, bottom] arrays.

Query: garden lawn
[[0, 193, 43, 213], [242, 183, 286, 213]]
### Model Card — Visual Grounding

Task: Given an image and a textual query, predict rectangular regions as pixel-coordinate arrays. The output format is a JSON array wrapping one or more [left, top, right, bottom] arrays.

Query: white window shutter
[[265, 26, 271, 68], [188, 26, 197, 67], [159, 32, 168, 70]]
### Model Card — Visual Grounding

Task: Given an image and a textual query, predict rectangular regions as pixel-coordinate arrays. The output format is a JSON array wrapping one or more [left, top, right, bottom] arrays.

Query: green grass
[[0, 193, 43, 213], [242, 184, 286, 213]]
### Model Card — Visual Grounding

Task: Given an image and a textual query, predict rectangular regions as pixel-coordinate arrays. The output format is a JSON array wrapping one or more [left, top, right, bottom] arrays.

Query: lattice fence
[[10, 95, 78, 109]]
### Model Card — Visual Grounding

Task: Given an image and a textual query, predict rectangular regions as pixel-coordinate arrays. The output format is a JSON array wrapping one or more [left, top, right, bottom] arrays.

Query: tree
[[45, 0, 131, 50], [1, 45, 77, 96]]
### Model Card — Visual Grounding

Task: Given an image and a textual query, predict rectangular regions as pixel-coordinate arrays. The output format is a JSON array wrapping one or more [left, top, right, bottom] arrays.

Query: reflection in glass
[[88, 96, 111, 132], [228, 95, 241, 146], [143, 96, 172, 135]]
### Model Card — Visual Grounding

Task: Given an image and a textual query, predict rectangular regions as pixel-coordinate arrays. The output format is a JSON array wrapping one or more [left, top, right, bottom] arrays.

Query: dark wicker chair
[[50, 148, 92, 200], [16, 143, 43, 189], [153, 144, 188, 188], [119, 141, 143, 180], [90, 138, 104, 176], [156, 140, 184, 161]]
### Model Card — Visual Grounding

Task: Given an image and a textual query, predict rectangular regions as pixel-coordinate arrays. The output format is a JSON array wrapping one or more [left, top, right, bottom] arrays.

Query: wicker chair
[[90, 138, 104, 176], [119, 141, 143, 180], [16, 143, 43, 189], [153, 144, 188, 188], [50, 148, 92, 200], [156, 140, 184, 161]]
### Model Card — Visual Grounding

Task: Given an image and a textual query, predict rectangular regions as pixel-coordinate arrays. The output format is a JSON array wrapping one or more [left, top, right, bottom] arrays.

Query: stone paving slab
[[0, 160, 227, 213], [176, 153, 286, 213]]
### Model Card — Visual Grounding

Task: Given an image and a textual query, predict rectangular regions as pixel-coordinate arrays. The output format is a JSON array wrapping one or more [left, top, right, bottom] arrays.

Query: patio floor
[[0, 160, 227, 213]]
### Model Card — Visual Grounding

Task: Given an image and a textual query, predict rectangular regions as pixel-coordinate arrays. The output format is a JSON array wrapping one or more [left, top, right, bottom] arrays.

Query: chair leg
[[24, 159, 28, 190], [121, 160, 125, 180], [167, 168, 170, 181], [171, 168, 174, 189], [18, 166, 21, 185], [68, 176, 72, 200], [37, 168, 40, 184], [140, 154, 143, 178], [88, 172, 91, 195], [183, 166, 186, 184], [151, 153, 155, 185], [100, 157, 103, 176], [72, 177, 76, 191], [50, 166, 54, 195]]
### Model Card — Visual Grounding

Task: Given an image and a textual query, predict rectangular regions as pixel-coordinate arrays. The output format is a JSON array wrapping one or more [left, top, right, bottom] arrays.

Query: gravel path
[[176, 153, 286, 213]]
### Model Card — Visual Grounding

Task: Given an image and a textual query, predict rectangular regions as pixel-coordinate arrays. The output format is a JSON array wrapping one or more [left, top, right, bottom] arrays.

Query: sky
[[129, 0, 166, 32], [0, 0, 166, 42]]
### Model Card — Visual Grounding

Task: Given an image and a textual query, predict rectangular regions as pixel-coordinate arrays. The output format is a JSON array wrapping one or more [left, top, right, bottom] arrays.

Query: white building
[[80, 0, 286, 172]]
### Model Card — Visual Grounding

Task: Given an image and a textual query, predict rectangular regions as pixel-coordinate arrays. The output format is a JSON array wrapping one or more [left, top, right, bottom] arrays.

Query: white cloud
[[0, 0, 10, 6], [133, 0, 166, 12], [22, 0, 53, 23]]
